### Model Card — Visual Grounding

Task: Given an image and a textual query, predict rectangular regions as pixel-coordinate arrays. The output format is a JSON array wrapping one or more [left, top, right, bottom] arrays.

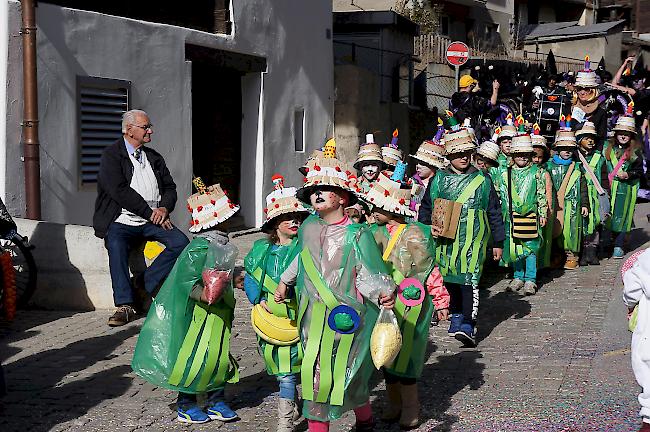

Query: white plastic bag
[[370, 306, 402, 369]]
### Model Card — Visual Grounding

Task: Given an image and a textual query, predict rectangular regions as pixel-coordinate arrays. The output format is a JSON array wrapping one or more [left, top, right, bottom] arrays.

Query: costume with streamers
[[537, 167, 556, 269], [605, 144, 641, 234], [492, 164, 548, 264], [428, 169, 493, 287], [546, 158, 584, 253], [281, 214, 394, 422], [582, 152, 606, 236], [373, 223, 434, 379], [131, 232, 239, 394], [244, 239, 302, 376]]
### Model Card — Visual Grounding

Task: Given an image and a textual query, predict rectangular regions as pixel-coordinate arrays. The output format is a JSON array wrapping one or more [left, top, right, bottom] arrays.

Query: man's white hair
[[122, 109, 149, 134]]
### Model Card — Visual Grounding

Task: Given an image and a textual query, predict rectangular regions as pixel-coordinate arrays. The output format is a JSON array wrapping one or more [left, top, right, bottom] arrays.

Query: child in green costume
[[131, 180, 241, 424], [546, 127, 589, 270], [495, 116, 516, 168], [605, 111, 644, 259], [576, 121, 607, 266], [243, 174, 310, 432], [366, 162, 435, 429], [274, 140, 395, 432], [428, 126, 505, 348], [532, 126, 555, 270], [493, 133, 548, 295]]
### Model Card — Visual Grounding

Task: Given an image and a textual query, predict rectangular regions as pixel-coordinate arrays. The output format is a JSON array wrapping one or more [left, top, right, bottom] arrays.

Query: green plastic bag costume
[[546, 159, 583, 253], [131, 234, 239, 394], [605, 146, 640, 233], [428, 169, 492, 287], [373, 223, 434, 379], [492, 164, 548, 264], [289, 214, 393, 422], [582, 152, 606, 236], [537, 167, 555, 269], [244, 239, 302, 376]]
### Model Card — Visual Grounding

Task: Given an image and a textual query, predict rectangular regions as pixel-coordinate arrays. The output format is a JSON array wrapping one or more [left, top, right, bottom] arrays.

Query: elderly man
[[93, 109, 189, 326]]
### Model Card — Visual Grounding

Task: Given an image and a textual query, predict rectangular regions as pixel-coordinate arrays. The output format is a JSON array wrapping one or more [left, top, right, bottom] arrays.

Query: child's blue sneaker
[[448, 314, 463, 336], [613, 247, 625, 259], [455, 323, 476, 347], [207, 401, 239, 422], [177, 405, 210, 424]]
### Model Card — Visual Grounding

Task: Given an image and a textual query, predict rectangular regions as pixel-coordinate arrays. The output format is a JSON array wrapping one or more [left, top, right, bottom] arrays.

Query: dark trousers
[[447, 282, 477, 325], [384, 370, 416, 385], [105, 221, 189, 306]]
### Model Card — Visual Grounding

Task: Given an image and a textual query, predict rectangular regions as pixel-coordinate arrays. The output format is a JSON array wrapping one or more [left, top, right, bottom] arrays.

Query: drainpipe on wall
[[20, 0, 41, 220]]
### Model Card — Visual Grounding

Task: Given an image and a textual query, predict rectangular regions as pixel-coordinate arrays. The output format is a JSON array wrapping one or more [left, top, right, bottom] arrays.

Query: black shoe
[[108, 305, 138, 327], [579, 253, 589, 267], [131, 275, 152, 314], [586, 246, 600, 266]]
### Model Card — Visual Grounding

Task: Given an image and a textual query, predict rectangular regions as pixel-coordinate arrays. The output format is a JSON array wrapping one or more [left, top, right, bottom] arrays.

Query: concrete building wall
[[2, 0, 333, 229]]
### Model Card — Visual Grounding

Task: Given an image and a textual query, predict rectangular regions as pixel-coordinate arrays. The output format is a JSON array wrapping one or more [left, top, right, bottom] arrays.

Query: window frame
[[76, 75, 131, 190]]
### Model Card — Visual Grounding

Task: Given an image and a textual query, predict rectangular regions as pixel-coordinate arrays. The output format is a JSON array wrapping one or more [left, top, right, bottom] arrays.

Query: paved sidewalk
[[1, 205, 649, 431]]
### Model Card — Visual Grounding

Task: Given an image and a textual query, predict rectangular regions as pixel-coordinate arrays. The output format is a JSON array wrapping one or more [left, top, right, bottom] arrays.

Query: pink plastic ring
[[397, 277, 425, 307]]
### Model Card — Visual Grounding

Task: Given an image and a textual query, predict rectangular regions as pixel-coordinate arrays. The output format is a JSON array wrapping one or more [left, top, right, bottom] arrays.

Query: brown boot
[[381, 383, 401, 423], [107, 305, 138, 327], [399, 384, 420, 430], [564, 252, 578, 270]]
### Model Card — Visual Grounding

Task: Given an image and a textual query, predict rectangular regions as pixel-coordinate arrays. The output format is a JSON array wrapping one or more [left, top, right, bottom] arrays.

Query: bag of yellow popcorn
[[370, 306, 402, 369]]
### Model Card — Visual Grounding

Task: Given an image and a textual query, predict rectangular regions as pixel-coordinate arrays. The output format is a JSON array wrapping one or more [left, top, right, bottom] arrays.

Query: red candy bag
[[201, 268, 232, 304]]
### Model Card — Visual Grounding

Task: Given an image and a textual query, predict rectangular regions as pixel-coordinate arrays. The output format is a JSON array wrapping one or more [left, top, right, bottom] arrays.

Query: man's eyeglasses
[[132, 123, 153, 131]]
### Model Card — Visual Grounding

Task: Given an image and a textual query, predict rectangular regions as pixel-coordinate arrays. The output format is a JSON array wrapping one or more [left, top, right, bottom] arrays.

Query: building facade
[[1, 0, 334, 229]]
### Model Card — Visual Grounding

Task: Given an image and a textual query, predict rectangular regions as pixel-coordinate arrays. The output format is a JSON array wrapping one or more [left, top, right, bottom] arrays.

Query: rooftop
[[523, 20, 626, 43]]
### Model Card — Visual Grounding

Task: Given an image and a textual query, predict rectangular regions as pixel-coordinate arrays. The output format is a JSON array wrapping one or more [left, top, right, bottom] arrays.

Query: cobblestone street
[[2, 206, 650, 432]]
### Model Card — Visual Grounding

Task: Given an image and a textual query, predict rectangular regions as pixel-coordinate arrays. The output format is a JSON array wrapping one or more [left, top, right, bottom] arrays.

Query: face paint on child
[[310, 188, 348, 213], [559, 150, 573, 160], [580, 136, 596, 151], [361, 164, 380, 181], [276, 217, 301, 239], [449, 150, 474, 171], [616, 132, 632, 146]]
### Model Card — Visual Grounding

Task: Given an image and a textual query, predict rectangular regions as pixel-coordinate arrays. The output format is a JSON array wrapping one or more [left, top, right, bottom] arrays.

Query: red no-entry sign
[[446, 42, 470, 67]]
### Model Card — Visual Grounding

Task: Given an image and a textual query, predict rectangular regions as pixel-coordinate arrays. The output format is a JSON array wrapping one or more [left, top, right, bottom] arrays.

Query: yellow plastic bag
[[370, 307, 402, 369]]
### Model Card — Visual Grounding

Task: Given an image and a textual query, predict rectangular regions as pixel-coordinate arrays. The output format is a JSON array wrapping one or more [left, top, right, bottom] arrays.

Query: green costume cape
[[131, 235, 239, 394], [546, 159, 583, 253], [293, 214, 393, 422], [374, 223, 434, 379], [492, 164, 548, 264], [429, 169, 492, 287], [581, 152, 605, 236], [606, 146, 640, 233], [244, 239, 302, 376]]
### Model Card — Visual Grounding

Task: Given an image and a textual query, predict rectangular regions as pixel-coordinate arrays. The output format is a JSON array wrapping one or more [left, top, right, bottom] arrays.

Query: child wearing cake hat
[[274, 139, 395, 432], [243, 174, 310, 432], [474, 139, 500, 172], [605, 104, 644, 259], [495, 114, 517, 168], [354, 133, 385, 194], [531, 124, 555, 270], [576, 121, 606, 266], [132, 178, 241, 424], [382, 128, 404, 174], [492, 130, 548, 295], [427, 119, 505, 347], [368, 162, 448, 428], [409, 123, 448, 219], [622, 248, 650, 432], [546, 121, 589, 270]]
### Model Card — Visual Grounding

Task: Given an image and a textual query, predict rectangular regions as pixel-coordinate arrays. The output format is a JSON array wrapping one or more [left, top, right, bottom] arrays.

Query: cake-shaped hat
[[354, 133, 385, 169], [410, 124, 448, 169], [363, 166, 414, 217], [613, 102, 637, 134], [382, 129, 404, 167], [497, 113, 517, 141], [531, 123, 547, 148], [554, 116, 577, 148], [477, 140, 500, 163], [299, 148, 324, 176], [575, 121, 598, 141], [187, 177, 240, 233], [511, 117, 534, 154], [575, 55, 599, 88], [297, 138, 361, 204], [261, 174, 310, 233]]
